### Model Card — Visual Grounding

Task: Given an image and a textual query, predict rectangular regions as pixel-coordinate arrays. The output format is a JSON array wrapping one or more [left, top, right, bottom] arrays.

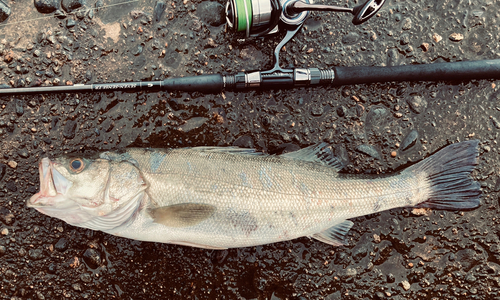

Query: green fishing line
[[235, 0, 252, 32]]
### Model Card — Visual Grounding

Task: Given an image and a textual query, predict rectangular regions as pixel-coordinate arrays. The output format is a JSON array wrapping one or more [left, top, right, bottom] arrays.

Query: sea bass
[[27, 141, 481, 249]]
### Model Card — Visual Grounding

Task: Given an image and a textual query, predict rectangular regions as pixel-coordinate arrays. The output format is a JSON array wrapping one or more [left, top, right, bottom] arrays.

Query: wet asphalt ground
[[1, 0, 500, 299]]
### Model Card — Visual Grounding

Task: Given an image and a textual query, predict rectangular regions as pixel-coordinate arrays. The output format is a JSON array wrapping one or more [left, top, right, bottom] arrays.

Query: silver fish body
[[27, 141, 481, 249]]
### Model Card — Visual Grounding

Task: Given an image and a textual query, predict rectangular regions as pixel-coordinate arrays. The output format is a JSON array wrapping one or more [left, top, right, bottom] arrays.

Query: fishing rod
[[1, 0, 500, 95]]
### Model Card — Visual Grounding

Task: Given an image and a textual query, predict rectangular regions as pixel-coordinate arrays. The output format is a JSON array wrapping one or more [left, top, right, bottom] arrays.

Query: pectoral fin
[[312, 220, 354, 246], [149, 203, 216, 227]]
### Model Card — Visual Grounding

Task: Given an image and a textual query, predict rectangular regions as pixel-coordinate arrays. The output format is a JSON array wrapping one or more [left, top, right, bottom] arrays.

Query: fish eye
[[69, 158, 85, 173]]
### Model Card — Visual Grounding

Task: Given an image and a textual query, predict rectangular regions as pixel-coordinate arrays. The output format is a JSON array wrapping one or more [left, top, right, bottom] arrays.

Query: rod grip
[[332, 59, 500, 85], [162, 74, 224, 93]]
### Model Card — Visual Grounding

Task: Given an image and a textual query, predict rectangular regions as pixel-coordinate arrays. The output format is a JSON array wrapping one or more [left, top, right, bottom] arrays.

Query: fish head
[[27, 156, 147, 230]]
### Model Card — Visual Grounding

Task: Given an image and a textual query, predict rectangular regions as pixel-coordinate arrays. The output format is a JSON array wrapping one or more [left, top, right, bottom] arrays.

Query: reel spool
[[225, 0, 282, 37]]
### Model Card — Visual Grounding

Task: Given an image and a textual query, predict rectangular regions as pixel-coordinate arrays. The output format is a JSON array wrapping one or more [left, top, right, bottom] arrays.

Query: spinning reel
[[224, 0, 386, 88], [226, 0, 385, 37]]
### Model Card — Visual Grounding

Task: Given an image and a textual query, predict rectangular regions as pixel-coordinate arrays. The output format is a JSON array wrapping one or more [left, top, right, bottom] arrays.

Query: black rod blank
[[332, 59, 500, 85], [0, 59, 500, 96]]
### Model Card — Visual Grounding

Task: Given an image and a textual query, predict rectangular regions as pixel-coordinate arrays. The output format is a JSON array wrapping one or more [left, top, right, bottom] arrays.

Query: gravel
[[0, 0, 499, 299]]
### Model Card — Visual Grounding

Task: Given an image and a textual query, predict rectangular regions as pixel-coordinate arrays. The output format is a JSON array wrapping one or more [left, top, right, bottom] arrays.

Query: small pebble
[[83, 248, 102, 269], [390, 151, 397, 157], [55, 238, 69, 252], [311, 107, 323, 117], [80, 273, 92, 283], [400, 130, 419, 151], [66, 18, 77, 27], [433, 33, 442, 43], [63, 120, 77, 139], [1, 228, 8, 235], [6, 181, 16, 192], [345, 267, 357, 277], [411, 207, 432, 216], [196, 1, 226, 26], [402, 18, 412, 30], [337, 106, 347, 117], [407, 96, 427, 114], [17, 149, 29, 158], [19, 248, 27, 256], [131, 44, 143, 56], [491, 116, 500, 129], [28, 248, 44, 260], [401, 280, 411, 291], [61, 0, 85, 12], [153, 0, 167, 22], [34, 0, 60, 13], [7, 161, 17, 168], [47, 263, 57, 274], [449, 33, 464, 42], [0, 163, 5, 181], [356, 144, 381, 160], [342, 32, 360, 45], [15, 99, 24, 116]]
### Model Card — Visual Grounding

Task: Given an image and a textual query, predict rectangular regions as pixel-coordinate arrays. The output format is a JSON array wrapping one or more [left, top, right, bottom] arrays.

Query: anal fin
[[171, 240, 228, 250], [312, 220, 354, 246]]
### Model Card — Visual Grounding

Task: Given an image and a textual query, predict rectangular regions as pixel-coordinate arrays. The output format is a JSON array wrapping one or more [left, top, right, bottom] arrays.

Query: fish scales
[[108, 148, 423, 247], [27, 141, 481, 249]]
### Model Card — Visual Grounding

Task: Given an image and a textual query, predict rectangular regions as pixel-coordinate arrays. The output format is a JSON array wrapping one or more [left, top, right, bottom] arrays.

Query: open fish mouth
[[27, 158, 72, 208], [26, 158, 93, 225]]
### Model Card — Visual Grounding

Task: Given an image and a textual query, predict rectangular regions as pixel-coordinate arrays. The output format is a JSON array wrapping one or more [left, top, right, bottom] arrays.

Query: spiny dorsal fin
[[312, 220, 354, 246], [281, 143, 344, 171], [188, 147, 263, 155], [149, 203, 216, 227]]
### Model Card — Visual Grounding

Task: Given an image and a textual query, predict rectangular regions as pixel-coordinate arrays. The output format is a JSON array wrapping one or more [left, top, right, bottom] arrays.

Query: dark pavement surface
[[1, 0, 500, 299]]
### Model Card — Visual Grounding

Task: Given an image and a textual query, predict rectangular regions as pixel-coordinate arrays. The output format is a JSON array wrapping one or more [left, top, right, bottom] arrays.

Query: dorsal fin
[[182, 147, 264, 156], [311, 220, 354, 246], [281, 143, 344, 171]]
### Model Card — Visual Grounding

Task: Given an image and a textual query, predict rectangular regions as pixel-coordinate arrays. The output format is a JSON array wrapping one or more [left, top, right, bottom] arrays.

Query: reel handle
[[285, 0, 385, 25], [285, 2, 353, 15], [351, 0, 386, 25]]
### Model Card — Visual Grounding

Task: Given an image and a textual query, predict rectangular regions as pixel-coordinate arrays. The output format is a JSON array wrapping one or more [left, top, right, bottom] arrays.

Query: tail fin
[[404, 140, 481, 210]]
